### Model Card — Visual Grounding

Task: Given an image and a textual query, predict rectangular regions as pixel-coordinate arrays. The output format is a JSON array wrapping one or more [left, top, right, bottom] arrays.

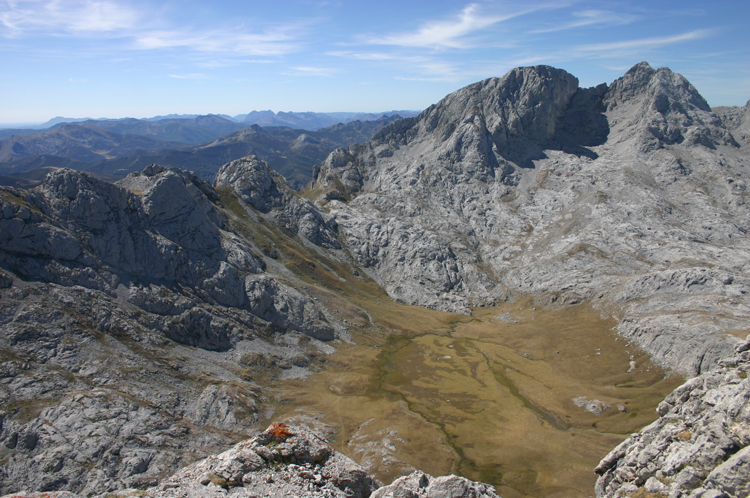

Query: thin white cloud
[[1, 1, 303, 57], [169, 73, 208, 79], [286, 66, 339, 77], [135, 29, 298, 56], [531, 9, 640, 33], [329, 50, 465, 82], [196, 59, 274, 68], [326, 50, 398, 61], [576, 29, 713, 53], [0, 0, 139, 35], [365, 3, 535, 49], [392, 59, 468, 83]]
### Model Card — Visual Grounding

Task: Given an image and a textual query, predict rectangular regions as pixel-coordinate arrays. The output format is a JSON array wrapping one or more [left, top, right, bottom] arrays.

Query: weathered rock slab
[[371, 470, 501, 498], [595, 335, 750, 498]]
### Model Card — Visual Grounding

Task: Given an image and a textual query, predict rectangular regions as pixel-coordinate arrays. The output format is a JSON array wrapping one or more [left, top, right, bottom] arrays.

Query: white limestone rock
[[144, 424, 377, 498], [595, 335, 750, 497], [214, 155, 340, 249], [371, 470, 501, 498]]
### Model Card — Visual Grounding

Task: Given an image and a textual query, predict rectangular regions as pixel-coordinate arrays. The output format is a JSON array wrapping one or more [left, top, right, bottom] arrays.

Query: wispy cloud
[[531, 9, 640, 33], [0, 0, 139, 36], [1, 0, 304, 58], [286, 66, 339, 77], [135, 28, 299, 56], [326, 50, 398, 61], [328, 50, 466, 82], [576, 29, 713, 54], [169, 73, 208, 79], [364, 3, 536, 49], [196, 59, 275, 68], [391, 58, 466, 82]]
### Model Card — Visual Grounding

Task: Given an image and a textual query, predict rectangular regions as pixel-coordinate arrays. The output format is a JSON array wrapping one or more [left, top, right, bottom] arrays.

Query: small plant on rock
[[266, 422, 293, 440]]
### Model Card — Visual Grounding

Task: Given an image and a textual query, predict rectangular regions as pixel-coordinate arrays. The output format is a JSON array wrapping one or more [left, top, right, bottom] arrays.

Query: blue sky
[[1, 0, 748, 125]]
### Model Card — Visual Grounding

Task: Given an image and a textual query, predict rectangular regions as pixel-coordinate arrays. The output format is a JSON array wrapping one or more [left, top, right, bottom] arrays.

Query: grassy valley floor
[[265, 299, 684, 498]]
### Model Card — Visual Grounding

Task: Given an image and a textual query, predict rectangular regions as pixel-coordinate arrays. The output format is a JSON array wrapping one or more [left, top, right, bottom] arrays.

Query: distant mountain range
[[4, 109, 421, 133], [0, 115, 244, 142], [0, 113, 411, 188], [235, 110, 420, 130], [0, 123, 191, 163]]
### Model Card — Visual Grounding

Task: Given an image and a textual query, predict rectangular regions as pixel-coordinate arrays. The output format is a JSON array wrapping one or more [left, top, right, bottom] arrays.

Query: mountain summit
[[310, 62, 749, 375]]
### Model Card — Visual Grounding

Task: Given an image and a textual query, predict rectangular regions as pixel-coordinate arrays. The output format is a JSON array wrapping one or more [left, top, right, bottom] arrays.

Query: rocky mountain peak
[[604, 61, 734, 149], [214, 155, 288, 213], [312, 65, 583, 202], [416, 65, 580, 146], [606, 61, 710, 112], [215, 155, 340, 249], [308, 62, 750, 372]]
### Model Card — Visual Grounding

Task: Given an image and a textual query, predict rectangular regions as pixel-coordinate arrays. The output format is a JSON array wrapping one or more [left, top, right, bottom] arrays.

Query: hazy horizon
[[0, 109, 424, 129]]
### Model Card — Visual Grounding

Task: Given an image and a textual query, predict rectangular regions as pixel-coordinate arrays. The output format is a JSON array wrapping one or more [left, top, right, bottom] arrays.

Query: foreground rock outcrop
[[144, 423, 378, 498], [372, 471, 500, 498], [595, 335, 750, 498], [0, 425, 501, 498]]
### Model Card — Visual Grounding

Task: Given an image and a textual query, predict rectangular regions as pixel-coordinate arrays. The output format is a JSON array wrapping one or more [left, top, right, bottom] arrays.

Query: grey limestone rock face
[[310, 62, 750, 374], [1, 389, 203, 495], [143, 424, 378, 498], [603, 62, 736, 150], [0, 277, 286, 495], [714, 100, 750, 146], [595, 336, 750, 498], [214, 155, 340, 249], [14, 424, 498, 498], [371, 470, 501, 498], [0, 165, 335, 341], [245, 275, 335, 341], [0, 163, 341, 496], [2, 166, 259, 295]]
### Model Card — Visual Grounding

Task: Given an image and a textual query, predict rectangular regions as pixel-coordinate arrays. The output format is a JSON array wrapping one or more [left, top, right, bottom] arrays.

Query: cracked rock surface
[[214, 155, 340, 250], [371, 470, 501, 498], [0, 426, 500, 498], [143, 424, 378, 498], [595, 335, 750, 498]]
